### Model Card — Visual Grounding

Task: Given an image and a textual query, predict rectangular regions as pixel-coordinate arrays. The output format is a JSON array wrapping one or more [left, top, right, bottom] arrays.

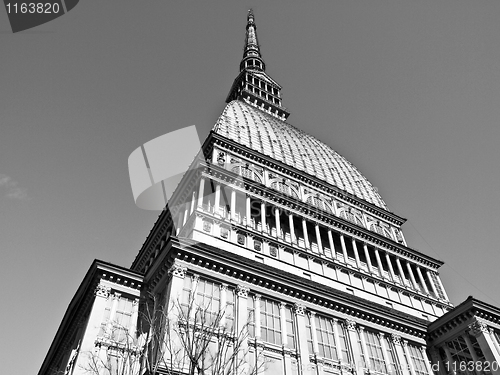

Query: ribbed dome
[[214, 100, 387, 210]]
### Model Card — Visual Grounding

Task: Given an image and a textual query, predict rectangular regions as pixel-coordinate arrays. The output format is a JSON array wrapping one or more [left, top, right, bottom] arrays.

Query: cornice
[[151, 237, 429, 339]]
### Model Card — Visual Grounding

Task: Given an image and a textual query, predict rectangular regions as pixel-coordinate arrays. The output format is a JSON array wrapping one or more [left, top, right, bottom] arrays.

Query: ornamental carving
[[345, 319, 357, 331], [294, 303, 305, 316], [217, 152, 226, 166], [391, 333, 401, 345], [95, 283, 111, 299], [269, 246, 277, 257], [203, 220, 212, 232], [236, 285, 250, 298], [237, 234, 245, 245], [220, 227, 229, 239], [168, 262, 187, 279], [254, 240, 262, 252], [469, 320, 489, 337]]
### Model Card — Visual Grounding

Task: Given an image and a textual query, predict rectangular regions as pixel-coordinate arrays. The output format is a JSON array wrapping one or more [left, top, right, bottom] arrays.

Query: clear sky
[[1, 1, 500, 373]]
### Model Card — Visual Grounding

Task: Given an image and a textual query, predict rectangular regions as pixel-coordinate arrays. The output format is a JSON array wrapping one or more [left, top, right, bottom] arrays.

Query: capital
[[469, 320, 489, 337], [236, 285, 250, 298], [294, 303, 306, 316], [391, 333, 401, 345], [95, 283, 111, 299], [168, 261, 187, 279], [345, 319, 357, 331]]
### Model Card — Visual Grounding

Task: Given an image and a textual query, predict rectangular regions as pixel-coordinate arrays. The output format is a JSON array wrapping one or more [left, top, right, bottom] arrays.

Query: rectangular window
[[260, 299, 282, 345], [360, 329, 387, 373], [407, 344, 428, 375], [285, 307, 296, 349], [247, 295, 255, 337]]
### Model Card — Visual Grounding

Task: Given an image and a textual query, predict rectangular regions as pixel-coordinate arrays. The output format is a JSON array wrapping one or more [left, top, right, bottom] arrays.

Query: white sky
[[1, 1, 500, 373]]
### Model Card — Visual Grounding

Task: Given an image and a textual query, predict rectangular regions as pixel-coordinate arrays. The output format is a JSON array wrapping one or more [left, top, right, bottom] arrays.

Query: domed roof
[[213, 100, 388, 210]]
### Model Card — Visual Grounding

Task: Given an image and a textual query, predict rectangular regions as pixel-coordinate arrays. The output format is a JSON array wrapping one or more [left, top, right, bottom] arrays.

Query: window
[[406, 344, 428, 375], [260, 299, 282, 345], [247, 295, 255, 337], [313, 315, 339, 360], [359, 329, 387, 373], [284, 306, 296, 349], [306, 315, 350, 362]]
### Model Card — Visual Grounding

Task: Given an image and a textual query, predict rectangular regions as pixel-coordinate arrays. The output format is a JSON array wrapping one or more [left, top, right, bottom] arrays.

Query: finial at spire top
[[226, 10, 290, 120]]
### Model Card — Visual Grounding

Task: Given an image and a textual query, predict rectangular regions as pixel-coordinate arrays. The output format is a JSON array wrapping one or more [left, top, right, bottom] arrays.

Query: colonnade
[[185, 178, 447, 302]]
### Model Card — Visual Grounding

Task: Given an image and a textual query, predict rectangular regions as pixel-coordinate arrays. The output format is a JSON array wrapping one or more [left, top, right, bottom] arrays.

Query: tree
[[81, 291, 264, 375]]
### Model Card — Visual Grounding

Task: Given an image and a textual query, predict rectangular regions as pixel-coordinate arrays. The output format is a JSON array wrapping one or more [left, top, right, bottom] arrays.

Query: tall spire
[[240, 9, 266, 72], [226, 10, 290, 120]]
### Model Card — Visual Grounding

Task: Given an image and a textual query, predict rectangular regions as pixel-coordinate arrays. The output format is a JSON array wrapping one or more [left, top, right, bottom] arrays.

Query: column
[[254, 294, 261, 339], [246, 195, 251, 227], [435, 274, 450, 301], [426, 270, 439, 298], [78, 283, 111, 362], [190, 190, 196, 214], [197, 177, 205, 207], [309, 312, 319, 355], [345, 320, 363, 369], [379, 333, 392, 373], [392, 334, 411, 375], [230, 189, 236, 221], [188, 274, 199, 322], [176, 207, 184, 235], [420, 347, 435, 375], [363, 244, 373, 274], [129, 298, 139, 339], [214, 183, 221, 215], [315, 224, 323, 254], [220, 284, 228, 327], [294, 304, 311, 375], [374, 248, 384, 277], [332, 318, 343, 362], [442, 344, 456, 375], [328, 230, 336, 259], [302, 219, 310, 248], [280, 303, 288, 347], [489, 328, 500, 359], [260, 201, 266, 233], [183, 202, 189, 225], [396, 258, 407, 286], [235, 285, 250, 372], [416, 267, 430, 294], [469, 320, 500, 373], [166, 261, 188, 313], [386, 253, 397, 282], [340, 235, 349, 264], [358, 326, 369, 368], [289, 213, 296, 243], [105, 292, 121, 337], [403, 340, 416, 375], [463, 334, 480, 362], [406, 262, 419, 290], [352, 239, 361, 269], [275, 207, 281, 238]]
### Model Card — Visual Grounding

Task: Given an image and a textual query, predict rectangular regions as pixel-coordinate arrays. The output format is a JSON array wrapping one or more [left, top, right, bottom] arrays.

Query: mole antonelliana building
[[39, 11, 500, 375]]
